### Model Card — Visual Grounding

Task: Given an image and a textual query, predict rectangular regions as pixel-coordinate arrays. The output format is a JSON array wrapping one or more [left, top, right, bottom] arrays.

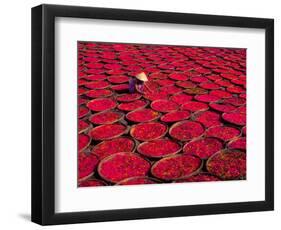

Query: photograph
[[30, 3, 274, 225], [77, 42, 247, 187]]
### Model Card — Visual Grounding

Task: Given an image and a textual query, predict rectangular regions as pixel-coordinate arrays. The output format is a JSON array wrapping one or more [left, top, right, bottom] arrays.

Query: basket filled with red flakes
[[116, 93, 142, 102], [160, 111, 190, 123], [91, 137, 136, 160], [126, 108, 160, 123], [89, 110, 124, 125], [170, 93, 192, 105], [84, 80, 110, 90], [199, 82, 220, 90], [209, 89, 232, 99], [79, 106, 90, 118], [176, 81, 196, 89], [118, 100, 148, 111], [168, 73, 188, 81], [155, 79, 175, 87], [151, 99, 179, 113], [143, 91, 169, 101], [192, 111, 222, 128], [137, 139, 182, 158], [87, 98, 117, 112], [209, 102, 236, 113], [84, 89, 113, 98], [206, 150, 246, 180], [183, 137, 223, 159], [78, 152, 99, 182], [194, 94, 220, 103], [79, 98, 88, 106], [151, 155, 203, 181], [222, 112, 246, 126], [223, 97, 246, 106], [130, 122, 168, 141], [89, 123, 128, 141], [111, 84, 129, 92], [108, 75, 129, 84], [183, 137, 224, 159], [227, 137, 246, 151], [159, 85, 182, 95], [181, 101, 209, 112], [78, 120, 91, 134], [206, 125, 241, 142], [78, 134, 91, 152], [169, 121, 204, 141], [98, 152, 151, 183]]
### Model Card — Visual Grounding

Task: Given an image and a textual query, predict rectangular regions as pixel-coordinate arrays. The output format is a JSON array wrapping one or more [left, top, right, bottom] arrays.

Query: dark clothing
[[129, 78, 144, 93]]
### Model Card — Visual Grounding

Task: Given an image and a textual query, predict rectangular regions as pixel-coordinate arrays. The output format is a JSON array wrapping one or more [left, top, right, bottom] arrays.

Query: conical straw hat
[[135, 72, 148, 82]]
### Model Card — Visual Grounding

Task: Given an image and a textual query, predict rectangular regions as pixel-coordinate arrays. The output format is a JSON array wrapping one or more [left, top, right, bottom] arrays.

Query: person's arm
[[143, 82, 153, 93]]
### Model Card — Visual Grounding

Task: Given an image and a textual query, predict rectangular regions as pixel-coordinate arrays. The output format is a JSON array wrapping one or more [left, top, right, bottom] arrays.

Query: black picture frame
[[31, 4, 274, 225]]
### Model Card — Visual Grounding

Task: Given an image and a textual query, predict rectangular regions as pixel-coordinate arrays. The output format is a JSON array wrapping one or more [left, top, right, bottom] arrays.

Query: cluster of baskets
[[78, 42, 246, 187]]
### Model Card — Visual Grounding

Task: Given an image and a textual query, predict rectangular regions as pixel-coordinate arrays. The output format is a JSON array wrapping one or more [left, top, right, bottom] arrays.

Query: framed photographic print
[[31, 4, 274, 225]]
